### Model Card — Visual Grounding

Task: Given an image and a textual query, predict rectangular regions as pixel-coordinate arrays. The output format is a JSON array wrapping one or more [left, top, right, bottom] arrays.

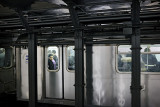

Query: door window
[[67, 46, 75, 71], [0, 48, 12, 68], [47, 46, 59, 71]]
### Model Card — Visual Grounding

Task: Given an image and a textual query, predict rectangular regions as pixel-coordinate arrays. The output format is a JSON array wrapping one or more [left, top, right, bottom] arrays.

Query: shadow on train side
[[0, 93, 74, 107]]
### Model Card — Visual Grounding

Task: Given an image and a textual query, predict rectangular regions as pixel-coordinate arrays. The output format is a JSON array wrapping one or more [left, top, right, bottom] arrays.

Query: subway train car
[[11, 44, 160, 107], [0, 47, 15, 95]]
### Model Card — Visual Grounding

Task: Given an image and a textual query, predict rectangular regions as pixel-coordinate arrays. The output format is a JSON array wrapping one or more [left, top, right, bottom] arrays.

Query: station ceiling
[[0, 0, 160, 46]]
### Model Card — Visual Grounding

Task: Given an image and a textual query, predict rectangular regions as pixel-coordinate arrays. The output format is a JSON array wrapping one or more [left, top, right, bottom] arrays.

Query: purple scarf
[[52, 59, 56, 70]]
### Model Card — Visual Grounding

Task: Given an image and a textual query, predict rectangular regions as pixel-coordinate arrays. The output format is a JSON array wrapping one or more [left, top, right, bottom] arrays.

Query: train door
[[20, 48, 28, 99], [17, 47, 43, 100], [17, 45, 75, 105], [45, 46, 63, 99], [63, 46, 75, 100], [44, 45, 75, 101]]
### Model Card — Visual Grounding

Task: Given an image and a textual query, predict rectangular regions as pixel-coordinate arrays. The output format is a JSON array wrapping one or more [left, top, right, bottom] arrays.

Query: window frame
[[66, 45, 75, 73], [46, 46, 60, 72], [0, 47, 13, 69], [116, 45, 160, 74]]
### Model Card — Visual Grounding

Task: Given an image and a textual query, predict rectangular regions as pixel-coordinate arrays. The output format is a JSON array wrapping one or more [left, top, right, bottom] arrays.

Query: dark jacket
[[48, 59, 55, 70]]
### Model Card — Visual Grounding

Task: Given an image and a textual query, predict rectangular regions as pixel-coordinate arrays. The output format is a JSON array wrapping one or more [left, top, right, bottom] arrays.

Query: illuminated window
[[0, 48, 12, 68], [118, 45, 132, 72], [141, 45, 160, 72], [117, 45, 160, 72], [67, 46, 75, 71], [47, 46, 59, 71]]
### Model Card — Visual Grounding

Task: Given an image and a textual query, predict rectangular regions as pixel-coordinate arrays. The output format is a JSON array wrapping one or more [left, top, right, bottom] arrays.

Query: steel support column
[[131, 0, 141, 107], [28, 32, 37, 107], [86, 43, 93, 105], [17, 10, 37, 107], [68, 3, 84, 107], [74, 30, 84, 107]]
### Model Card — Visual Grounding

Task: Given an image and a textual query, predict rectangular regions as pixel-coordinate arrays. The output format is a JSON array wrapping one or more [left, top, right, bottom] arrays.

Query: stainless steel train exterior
[[0, 47, 16, 95], [12, 45, 160, 107]]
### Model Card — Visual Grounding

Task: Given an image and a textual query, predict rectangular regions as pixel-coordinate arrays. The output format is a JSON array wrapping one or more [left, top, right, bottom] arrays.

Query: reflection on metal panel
[[141, 75, 148, 107], [147, 76, 160, 107], [113, 75, 131, 107], [37, 47, 43, 100], [21, 48, 29, 99], [45, 47, 62, 98], [63, 47, 75, 99], [91, 45, 114, 106], [20, 47, 42, 100]]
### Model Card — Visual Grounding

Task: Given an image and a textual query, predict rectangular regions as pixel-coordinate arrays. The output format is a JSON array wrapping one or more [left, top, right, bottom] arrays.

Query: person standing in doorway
[[48, 54, 56, 70]]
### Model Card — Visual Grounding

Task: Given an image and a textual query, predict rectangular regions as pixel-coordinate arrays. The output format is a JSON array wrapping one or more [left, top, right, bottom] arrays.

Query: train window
[[0, 48, 12, 68], [0, 48, 5, 67], [47, 46, 59, 71], [118, 45, 132, 72], [67, 46, 75, 71], [117, 45, 160, 72], [141, 45, 160, 72]]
